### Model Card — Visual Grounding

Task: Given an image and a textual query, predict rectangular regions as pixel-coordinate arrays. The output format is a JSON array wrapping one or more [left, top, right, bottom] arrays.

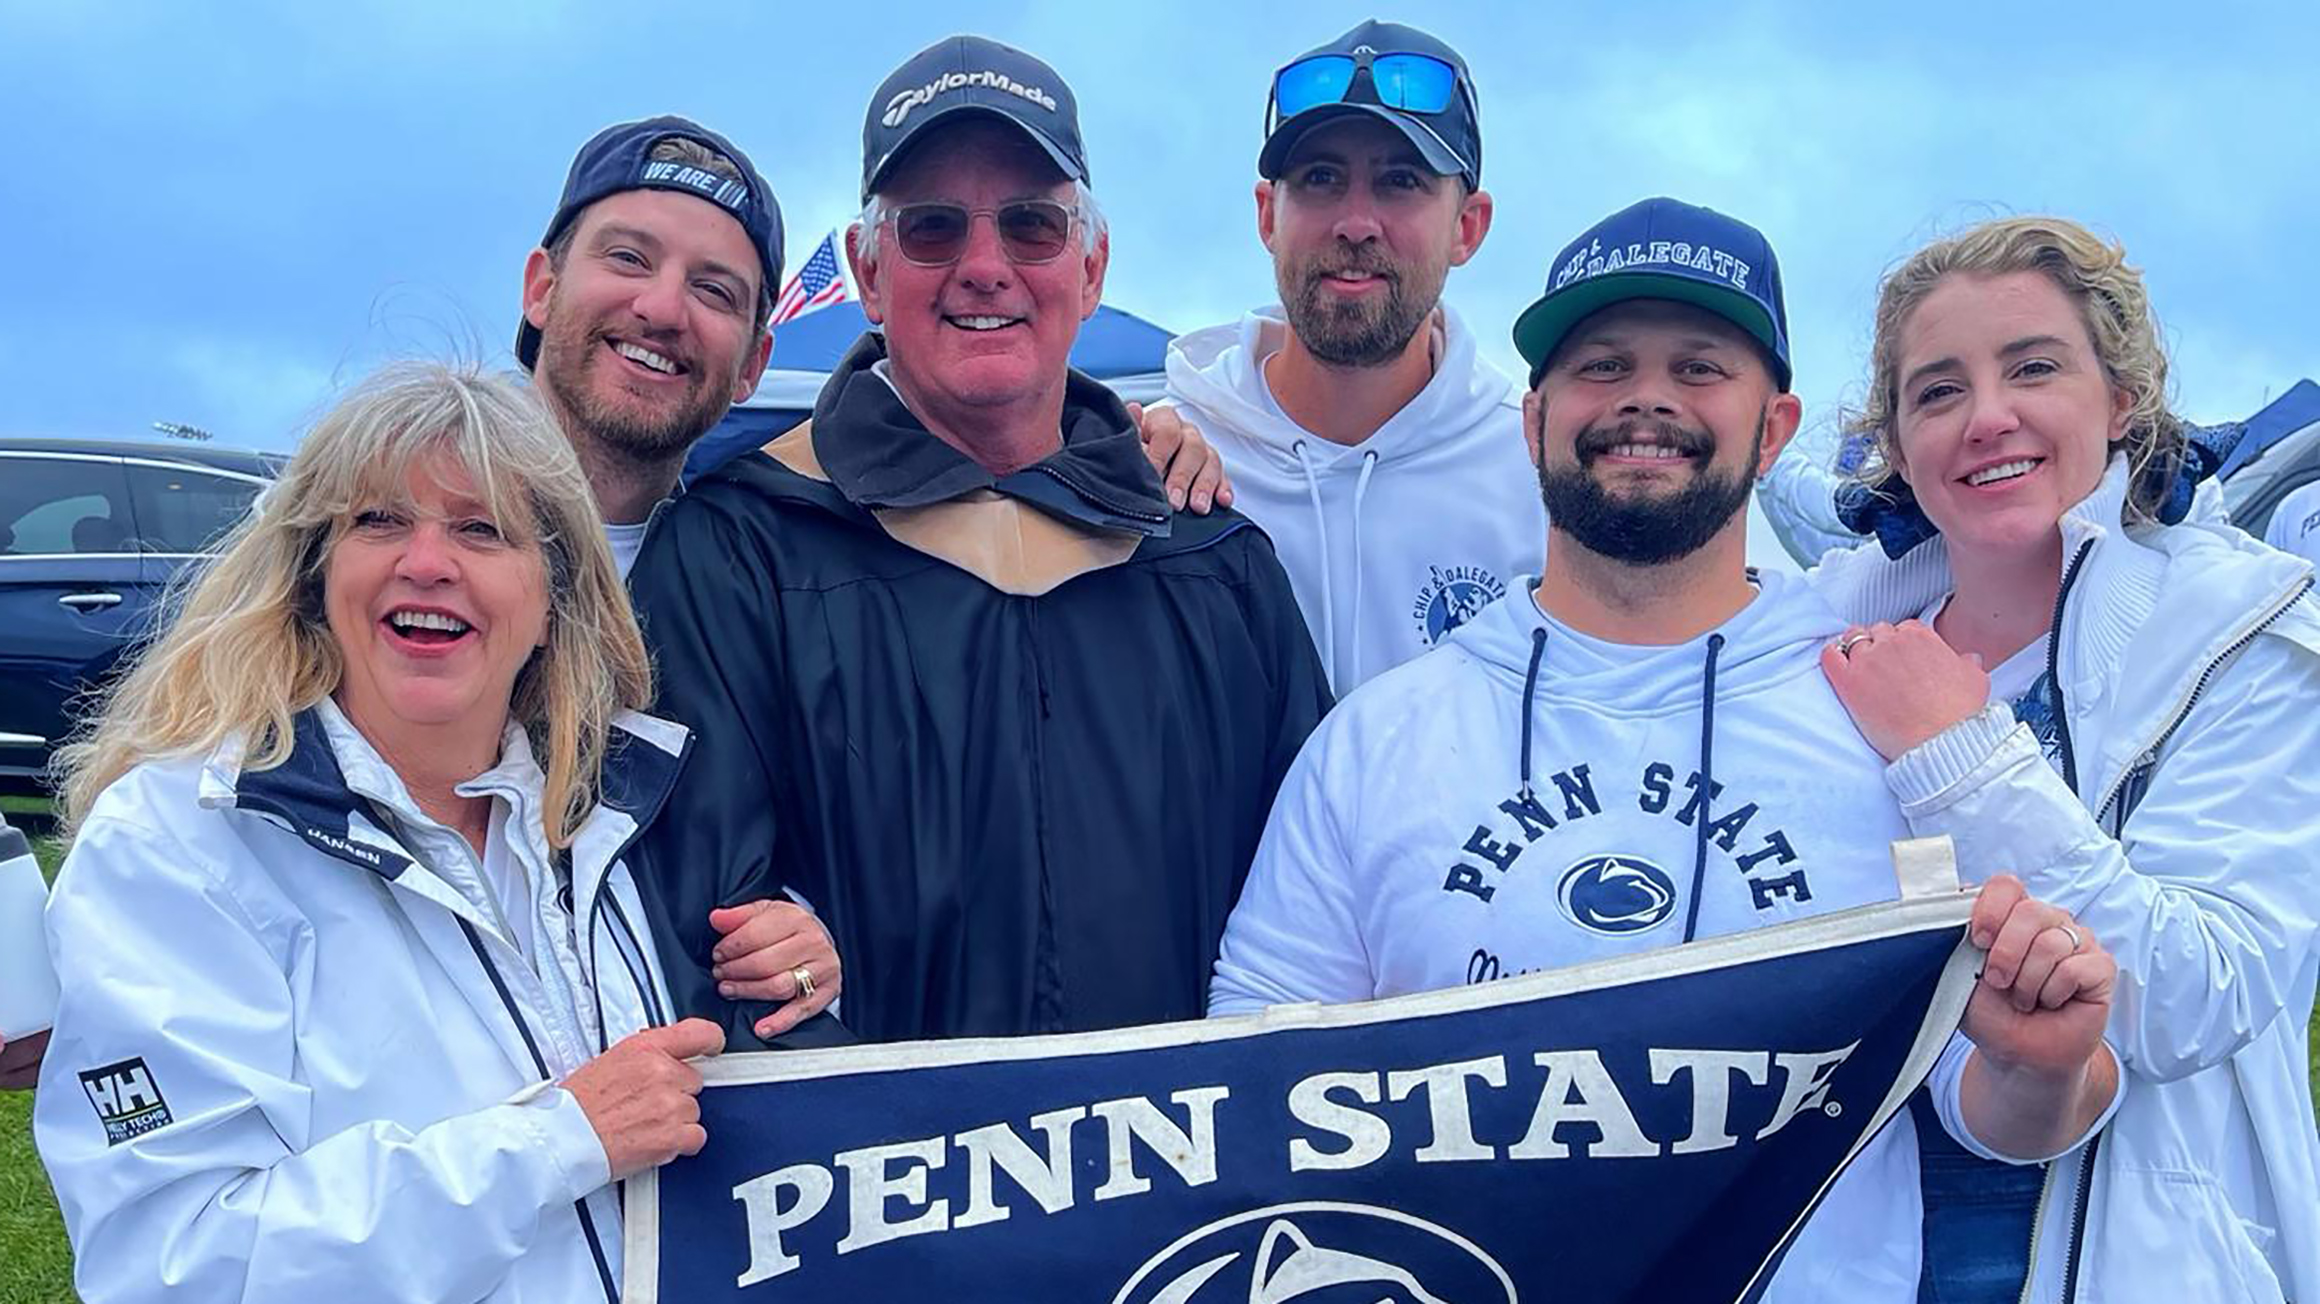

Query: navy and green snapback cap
[[1512, 196, 1791, 390]]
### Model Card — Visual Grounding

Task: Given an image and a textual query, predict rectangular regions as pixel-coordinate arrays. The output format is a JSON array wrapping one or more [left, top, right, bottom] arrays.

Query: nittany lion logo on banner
[[1412, 565, 1508, 645], [1557, 853, 1678, 936], [1116, 1203, 1517, 1304]]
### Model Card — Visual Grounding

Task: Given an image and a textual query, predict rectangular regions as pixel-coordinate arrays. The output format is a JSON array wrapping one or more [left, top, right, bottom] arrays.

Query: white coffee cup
[[0, 823, 59, 1041]]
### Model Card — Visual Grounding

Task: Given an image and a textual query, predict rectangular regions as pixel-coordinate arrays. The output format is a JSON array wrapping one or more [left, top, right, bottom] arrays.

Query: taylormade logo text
[[884, 70, 1058, 128]]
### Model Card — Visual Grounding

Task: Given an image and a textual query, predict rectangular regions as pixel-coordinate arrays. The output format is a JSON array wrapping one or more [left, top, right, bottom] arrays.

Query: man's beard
[[537, 322, 735, 464], [1536, 409, 1765, 566], [1276, 245, 1445, 368]]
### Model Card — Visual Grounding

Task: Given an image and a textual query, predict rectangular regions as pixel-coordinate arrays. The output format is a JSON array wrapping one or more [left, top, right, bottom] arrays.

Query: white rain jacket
[[1163, 304, 1541, 693], [35, 699, 689, 1304], [1209, 571, 2107, 1301], [1814, 456, 2320, 1302]]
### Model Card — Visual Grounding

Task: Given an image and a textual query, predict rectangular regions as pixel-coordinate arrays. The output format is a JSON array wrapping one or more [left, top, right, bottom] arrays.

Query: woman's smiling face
[[1890, 270, 2129, 559], [325, 449, 548, 754]]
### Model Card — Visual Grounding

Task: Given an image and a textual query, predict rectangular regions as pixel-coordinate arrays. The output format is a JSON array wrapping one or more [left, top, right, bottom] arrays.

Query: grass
[[2, 815, 73, 1303], [0, 798, 2315, 1302]]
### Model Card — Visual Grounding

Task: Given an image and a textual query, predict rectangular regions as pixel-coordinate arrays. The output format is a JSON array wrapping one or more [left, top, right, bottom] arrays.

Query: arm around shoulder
[[626, 498, 799, 1035]]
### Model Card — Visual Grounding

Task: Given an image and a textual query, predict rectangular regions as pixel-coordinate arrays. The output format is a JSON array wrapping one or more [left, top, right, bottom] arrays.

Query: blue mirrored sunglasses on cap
[[1268, 48, 1462, 128]]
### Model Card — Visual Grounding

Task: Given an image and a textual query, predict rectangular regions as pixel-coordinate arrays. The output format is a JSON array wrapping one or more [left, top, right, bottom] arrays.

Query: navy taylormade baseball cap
[[861, 35, 1089, 202], [1258, 20, 1481, 189], [1512, 197, 1792, 391], [516, 116, 784, 372]]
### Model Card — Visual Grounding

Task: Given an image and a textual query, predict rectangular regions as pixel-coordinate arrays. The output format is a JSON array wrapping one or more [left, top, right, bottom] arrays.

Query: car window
[[0, 455, 134, 555], [123, 463, 266, 554]]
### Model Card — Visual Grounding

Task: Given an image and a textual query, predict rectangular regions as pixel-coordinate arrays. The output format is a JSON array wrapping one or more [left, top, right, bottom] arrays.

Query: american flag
[[770, 231, 853, 325]]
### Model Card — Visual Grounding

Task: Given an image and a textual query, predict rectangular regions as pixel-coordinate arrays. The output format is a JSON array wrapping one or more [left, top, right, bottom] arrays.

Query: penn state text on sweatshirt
[[1210, 571, 1937, 1302]]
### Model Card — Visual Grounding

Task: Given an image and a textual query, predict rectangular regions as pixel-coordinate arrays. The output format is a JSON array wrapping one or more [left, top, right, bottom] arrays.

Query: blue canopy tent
[[682, 302, 1175, 483]]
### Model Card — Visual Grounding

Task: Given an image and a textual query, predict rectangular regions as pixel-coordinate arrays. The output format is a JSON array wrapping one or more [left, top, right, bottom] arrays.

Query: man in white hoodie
[[1210, 197, 2122, 1300], [1158, 20, 1539, 694]]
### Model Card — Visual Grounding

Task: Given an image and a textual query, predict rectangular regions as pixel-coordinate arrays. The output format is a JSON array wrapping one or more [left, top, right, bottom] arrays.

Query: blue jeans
[[1912, 1091, 2043, 1303]]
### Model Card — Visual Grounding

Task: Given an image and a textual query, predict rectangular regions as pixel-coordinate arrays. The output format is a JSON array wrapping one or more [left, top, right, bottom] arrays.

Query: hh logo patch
[[79, 1058, 172, 1146]]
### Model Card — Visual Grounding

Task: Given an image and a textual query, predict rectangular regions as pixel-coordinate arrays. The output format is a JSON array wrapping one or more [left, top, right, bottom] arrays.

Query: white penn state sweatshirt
[[1209, 571, 1942, 1302], [1163, 304, 1542, 694]]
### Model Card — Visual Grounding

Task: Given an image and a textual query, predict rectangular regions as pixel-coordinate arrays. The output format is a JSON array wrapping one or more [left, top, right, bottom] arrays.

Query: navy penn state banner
[[624, 846, 1978, 1304]]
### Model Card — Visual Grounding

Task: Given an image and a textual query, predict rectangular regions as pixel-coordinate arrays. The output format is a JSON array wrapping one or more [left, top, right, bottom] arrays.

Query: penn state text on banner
[[623, 864, 1981, 1304]]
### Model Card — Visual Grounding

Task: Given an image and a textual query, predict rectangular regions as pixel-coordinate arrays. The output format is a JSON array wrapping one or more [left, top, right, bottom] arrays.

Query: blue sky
[[9, 0, 2316, 462]]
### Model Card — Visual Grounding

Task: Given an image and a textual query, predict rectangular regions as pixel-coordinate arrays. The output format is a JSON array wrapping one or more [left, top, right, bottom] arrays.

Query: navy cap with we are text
[[516, 116, 784, 371], [1512, 197, 1791, 390]]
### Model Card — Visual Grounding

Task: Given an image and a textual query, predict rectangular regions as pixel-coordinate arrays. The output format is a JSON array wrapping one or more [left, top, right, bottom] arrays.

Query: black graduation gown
[[627, 346, 1331, 1043]]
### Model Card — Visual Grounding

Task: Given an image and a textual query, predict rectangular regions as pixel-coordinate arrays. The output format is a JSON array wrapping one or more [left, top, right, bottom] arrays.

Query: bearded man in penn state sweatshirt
[[1155, 20, 1539, 694], [1209, 198, 2123, 1301]]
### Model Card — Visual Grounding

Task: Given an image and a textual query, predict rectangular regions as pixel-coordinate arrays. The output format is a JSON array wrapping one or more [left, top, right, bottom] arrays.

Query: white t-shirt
[[2262, 480, 2320, 567], [1921, 596, 2062, 769], [605, 520, 649, 580]]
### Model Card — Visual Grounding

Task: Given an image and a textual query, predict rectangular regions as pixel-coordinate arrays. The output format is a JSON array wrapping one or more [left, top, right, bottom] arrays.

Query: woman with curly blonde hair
[[1813, 217, 2320, 1302], [35, 363, 765, 1304]]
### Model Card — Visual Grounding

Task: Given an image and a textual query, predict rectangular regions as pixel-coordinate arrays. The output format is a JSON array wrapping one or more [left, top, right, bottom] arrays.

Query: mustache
[[1573, 417, 1714, 464], [1300, 249, 1400, 285]]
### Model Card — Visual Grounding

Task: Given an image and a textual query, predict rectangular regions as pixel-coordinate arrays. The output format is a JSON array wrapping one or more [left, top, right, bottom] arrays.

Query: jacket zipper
[[2057, 1135, 2101, 1300], [2046, 540, 2096, 796], [2090, 573, 2313, 822], [459, 919, 621, 1304], [1023, 600, 1065, 1030], [2004, 539, 2096, 1303], [2013, 1135, 2099, 1304], [2014, 563, 2311, 1300], [2014, 1157, 2057, 1304]]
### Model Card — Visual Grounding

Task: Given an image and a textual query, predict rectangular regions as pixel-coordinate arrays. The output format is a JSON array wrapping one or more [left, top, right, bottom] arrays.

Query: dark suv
[[0, 438, 284, 792]]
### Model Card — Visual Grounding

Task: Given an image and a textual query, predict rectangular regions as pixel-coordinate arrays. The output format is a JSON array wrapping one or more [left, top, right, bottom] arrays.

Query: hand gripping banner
[[624, 839, 1980, 1303]]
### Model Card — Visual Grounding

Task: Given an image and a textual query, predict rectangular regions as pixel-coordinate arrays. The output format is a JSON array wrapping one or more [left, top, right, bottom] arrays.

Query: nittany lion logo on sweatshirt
[[1557, 854, 1679, 936]]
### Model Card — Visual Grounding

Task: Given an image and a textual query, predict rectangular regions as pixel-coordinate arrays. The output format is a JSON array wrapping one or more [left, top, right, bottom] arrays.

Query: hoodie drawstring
[[1347, 449, 1380, 688], [1681, 633, 1727, 944], [1292, 440, 1339, 687], [1516, 626, 1548, 799]]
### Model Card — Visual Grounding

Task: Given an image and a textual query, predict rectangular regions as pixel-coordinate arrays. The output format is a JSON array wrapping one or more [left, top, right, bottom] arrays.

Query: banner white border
[[624, 887, 1981, 1303]]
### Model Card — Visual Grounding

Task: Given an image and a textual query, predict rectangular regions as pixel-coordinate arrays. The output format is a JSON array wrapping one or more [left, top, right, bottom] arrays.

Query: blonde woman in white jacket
[[36, 364, 739, 1304], [1814, 216, 2320, 1302]]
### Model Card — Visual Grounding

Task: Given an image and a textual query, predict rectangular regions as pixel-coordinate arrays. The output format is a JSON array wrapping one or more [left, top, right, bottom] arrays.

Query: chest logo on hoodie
[[1412, 565, 1508, 645], [1556, 854, 1678, 936]]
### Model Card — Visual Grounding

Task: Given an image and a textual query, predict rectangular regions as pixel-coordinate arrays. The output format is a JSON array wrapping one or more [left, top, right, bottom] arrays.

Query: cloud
[[2, 0, 2313, 454]]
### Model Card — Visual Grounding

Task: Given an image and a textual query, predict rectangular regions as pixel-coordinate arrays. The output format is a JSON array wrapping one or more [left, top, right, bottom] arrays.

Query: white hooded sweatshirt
[[1164, 304, 1542, 694], [1210, 571, 2021, 1301]]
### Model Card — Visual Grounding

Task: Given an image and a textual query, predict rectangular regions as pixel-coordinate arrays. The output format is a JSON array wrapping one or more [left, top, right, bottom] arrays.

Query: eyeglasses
[[1268, 48, 1464, 130], [883, 200, 1078, 267]]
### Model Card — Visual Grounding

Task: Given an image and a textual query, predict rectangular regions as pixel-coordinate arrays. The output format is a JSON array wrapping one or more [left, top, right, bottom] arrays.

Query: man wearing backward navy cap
[[626, 35, 1332, 1044], [517, 116, 783, 580], [507, 116, 873, 1053]]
